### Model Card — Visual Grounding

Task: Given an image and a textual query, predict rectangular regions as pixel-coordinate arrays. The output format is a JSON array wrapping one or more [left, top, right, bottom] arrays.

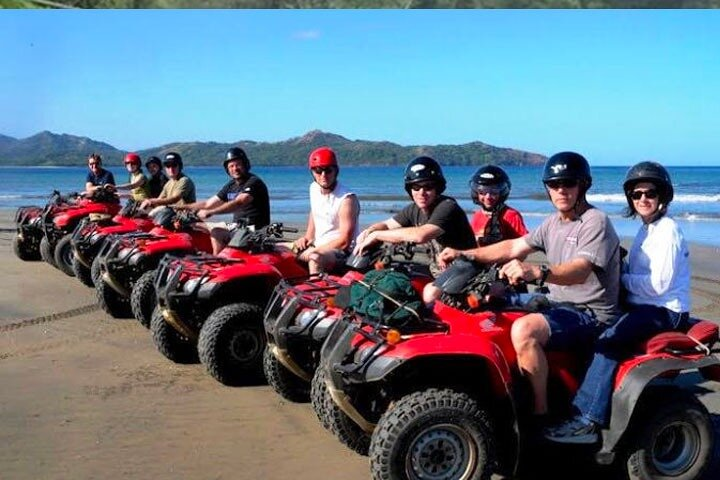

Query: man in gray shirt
[[438, 151, 621, 424]]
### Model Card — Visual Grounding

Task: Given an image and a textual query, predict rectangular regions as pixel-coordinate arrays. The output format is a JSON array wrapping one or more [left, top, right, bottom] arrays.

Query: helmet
[[469, 165, 511, 205], [224, 147, 250, 172], [542, 151, 592, 191], [124, 152, 141, 166], [163, 152, 183, 170], [404, 156, 446, 195], [623, 161, 674, 205], [145, 156, 162, 169], [308, 147, 338, 169]]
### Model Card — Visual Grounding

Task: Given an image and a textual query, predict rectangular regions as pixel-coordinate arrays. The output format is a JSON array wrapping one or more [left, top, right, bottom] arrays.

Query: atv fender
[[596, 354, 720, 465]]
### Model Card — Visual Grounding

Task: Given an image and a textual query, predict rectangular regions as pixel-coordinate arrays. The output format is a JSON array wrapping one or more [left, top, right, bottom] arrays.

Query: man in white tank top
[[292, 147, 360, 274]]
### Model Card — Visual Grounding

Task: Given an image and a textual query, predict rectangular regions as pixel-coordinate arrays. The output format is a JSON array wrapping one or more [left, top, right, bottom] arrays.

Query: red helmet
[[124, 152, 141, 166], [308, 147, 338, 169]]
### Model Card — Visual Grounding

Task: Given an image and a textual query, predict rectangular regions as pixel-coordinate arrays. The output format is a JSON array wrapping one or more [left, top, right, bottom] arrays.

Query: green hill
[[0, 130, 546, 167]]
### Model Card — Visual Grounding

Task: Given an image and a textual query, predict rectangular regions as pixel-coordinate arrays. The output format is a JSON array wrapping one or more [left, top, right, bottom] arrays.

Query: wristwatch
[[538, 264, 551, 287]]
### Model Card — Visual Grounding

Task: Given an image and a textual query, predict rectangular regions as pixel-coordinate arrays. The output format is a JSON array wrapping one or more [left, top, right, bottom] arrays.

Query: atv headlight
[[184, 277, 210, 293], [295, 308, 326, 328], [117, 247, 134, 261]]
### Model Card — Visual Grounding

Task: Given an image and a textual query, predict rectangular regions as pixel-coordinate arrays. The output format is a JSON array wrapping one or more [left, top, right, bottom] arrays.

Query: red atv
[[263, 242, 433, 403], [94, 208, 212, 320], [41, 187, 121, 276], [150, 223, 307, 385], [316, 265, 720, 480], [13, 190, 76, 261], [69, 200, 156, 287]]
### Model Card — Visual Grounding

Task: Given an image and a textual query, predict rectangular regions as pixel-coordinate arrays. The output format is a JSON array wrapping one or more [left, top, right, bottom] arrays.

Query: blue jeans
[[573, 304, 689, 426]]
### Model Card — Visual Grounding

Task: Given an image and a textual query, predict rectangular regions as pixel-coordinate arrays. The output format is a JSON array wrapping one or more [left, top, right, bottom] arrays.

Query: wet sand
[[1, 211, 720, 480]]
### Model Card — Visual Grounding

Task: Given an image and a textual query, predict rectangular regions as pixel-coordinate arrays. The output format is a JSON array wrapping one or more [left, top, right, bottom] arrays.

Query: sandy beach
[[2, 210, 720, 480]]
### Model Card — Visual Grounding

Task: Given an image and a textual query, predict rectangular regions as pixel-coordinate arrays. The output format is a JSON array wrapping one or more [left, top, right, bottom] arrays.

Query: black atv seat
[[641, 320, 719, 355]]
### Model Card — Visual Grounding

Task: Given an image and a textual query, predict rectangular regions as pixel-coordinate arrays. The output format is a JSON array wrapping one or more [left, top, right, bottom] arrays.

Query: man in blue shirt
[[84, 153, 115, 196]]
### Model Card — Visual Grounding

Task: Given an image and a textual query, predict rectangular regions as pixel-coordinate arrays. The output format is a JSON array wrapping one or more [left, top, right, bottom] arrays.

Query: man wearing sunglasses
[[85, 153, 116, 196], [353, 156, 476, 276], [183, 147, 270, 255], [293, 146, 359, 274], [439, 151, 621, 427]]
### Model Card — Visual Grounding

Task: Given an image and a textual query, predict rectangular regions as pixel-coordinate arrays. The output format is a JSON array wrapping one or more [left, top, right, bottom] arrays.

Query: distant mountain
[[0, 130, 546, 167]]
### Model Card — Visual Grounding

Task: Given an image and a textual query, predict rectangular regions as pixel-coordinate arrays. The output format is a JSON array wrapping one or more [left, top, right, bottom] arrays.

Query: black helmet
[[470, 165, 511, 206], [403, 156, 446, 195], [163, 152, 183, 170], [623, 161, 674, 205], [224, 147, 250, 172], [145, 156, 162, 169], [542, 152, 592, 192]]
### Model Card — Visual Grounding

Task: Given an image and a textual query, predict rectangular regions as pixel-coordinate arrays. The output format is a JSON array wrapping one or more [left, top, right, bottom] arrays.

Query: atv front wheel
[[53, 234, 76, 277], [96, 278, 132, 318], [311, 366, 333, 432], [72, 255, 94, 287], [131, 269, 157, 329], [327, 391, 371, 456], [12, 234, 41, 261], [198, 303, 265, 386], [370, 388, 495, 480], [150, 307, 198, 364], [90, 256, 103, 287], [40, 236, 56, 267], [625, 391, 714, 480], [263, 346, 310, 403]]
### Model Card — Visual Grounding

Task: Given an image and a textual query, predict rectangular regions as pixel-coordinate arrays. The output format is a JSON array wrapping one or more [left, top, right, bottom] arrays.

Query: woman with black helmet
[[469, 165, 528, 245], [353, 156, 476, 276], [438, 151, 621, 426], [145, 156, 168, 198], [140, 152, 196, 211], [545, 161, 690, 444]]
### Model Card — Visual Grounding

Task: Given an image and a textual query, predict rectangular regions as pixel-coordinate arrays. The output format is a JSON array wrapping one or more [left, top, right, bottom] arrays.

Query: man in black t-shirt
[[353, 156, 475, 276], [184, 147, 270, 254], [84, 153, 116, 196]]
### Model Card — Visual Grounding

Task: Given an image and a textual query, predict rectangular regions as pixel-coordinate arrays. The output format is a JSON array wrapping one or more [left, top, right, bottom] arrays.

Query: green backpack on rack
[[348, 269, 423, 327]]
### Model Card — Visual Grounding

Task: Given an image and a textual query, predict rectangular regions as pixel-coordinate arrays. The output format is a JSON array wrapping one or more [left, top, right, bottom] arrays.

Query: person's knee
[[422, 283, 440, 304], [511, 314, 545, 352]]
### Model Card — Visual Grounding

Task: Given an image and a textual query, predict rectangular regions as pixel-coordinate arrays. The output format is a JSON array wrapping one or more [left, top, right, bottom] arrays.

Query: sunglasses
[[476, 186, 502, 196], [164, 163, 180, 168], [312, 166, 335, 175], [545, 179, 579, 190], [410, 183, 437, 192], [630, 189, 658, 200]]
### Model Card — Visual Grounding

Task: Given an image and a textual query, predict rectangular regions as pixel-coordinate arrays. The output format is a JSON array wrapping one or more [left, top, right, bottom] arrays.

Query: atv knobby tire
[[13, 234, 41, 261], [40, 236, 56, 267], [90, 256, 103, 287], [53, 234, 76, 277], [327, 390, 371, 456], [96, 278, 132, 318], [150, 306, 199, 364], [625, 391, 714, 480], [263, 346, 310, 403], [311, 366, 333, 432], [131, 269, 157, 329], [72, 255, 94, 287], [370, 388, 495, 480], [198, 303, 265, 386]]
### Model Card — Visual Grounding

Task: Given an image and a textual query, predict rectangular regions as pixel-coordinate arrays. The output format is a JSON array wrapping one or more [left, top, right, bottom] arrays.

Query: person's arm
[[353, 218, 402, 255], [314, 195, 360, 253], [183, 196, 219, 213], [294, 214, 316, 252], [622, 223, 683, 297], [115, 174, 146, 191], [438, 236, 533, 268], [500, 256, 593, 286], [201, 194, 247, 218]]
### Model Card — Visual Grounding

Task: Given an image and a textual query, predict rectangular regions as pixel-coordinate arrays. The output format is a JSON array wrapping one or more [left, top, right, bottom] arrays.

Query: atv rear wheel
[[12, 234, 41, 261], [263, 346, 310, 403], [40, 236, 56, 267], [625, 391, 714, 480], [72, 255, 94, 287], [150, 307, 199, 364], [96, 278, 132, 318], [53, 234, 76, 277], [311, 366, 333, 432], [370, 388, 495, 480], [90, 256, 103, 287], [198, 303, 265, 386], [131, 270, 157, 329]]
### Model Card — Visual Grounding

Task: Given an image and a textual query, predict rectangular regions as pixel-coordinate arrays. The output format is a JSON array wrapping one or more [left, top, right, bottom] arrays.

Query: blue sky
[[1, 9, 719, 166]]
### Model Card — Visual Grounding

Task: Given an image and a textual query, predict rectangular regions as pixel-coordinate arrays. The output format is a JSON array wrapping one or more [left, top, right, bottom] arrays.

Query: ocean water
[[2, 165, 719, 246]]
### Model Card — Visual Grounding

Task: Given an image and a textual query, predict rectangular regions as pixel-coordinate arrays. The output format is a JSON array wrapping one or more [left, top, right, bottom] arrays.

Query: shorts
[[543, 305, 602, 351]]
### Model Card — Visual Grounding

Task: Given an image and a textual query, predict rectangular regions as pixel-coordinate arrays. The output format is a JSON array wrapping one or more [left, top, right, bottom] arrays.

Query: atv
[[13, 190, 76, 262], [316, 264, 720, 480], [94, 208, 212, 319], [150, 223, 308, 385], [263, 242, 433, 403], [40, 187, 121, 276], [70, 200, 155, 287]]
